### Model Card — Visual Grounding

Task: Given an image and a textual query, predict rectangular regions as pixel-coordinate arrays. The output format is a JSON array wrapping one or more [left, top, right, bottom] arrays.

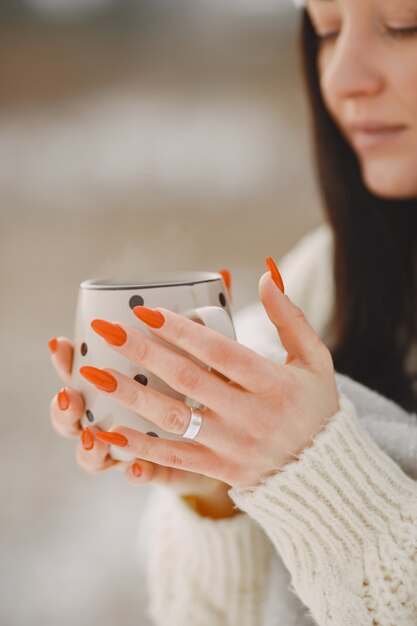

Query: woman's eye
[[315, 25, 417, 42], [387, 25, 417, 38]]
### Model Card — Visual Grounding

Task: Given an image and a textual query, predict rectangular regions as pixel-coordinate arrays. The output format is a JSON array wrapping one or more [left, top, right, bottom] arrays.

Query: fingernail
[[58, 387, 70, 411], [48, 338, 58, 354], [218, 269, 232, 301], [266, 257, 285, 293], [81, 427, 94, 451], [133, 306, 165, 329], [79, 366, 118, 392], [91, 319, 127, 346], [131, 462, 142, 477], [95, 431, 128, 447]]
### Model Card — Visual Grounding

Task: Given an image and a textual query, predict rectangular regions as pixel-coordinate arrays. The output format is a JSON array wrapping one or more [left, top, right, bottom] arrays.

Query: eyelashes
[[316, 25, 417, 42], [388, 26, 417, 38]]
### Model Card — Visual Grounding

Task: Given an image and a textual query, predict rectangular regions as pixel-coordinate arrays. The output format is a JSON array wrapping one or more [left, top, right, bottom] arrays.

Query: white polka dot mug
[[71, 272, 236, 461]]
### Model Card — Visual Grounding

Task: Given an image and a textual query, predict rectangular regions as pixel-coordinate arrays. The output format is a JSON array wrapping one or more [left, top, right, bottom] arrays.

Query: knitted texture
[[144, 487, 272, 626], [229, 393, 417, 625], [139, 224, 417, 626]]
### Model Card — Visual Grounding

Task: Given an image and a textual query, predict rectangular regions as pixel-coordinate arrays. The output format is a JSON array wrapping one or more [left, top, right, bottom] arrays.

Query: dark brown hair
[[299, 10, 417, 413]]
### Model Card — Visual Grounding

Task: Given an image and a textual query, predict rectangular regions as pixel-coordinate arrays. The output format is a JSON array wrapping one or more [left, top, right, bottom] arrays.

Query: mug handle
[[181, 305, 236, 411], [185, 305, 236, 341]]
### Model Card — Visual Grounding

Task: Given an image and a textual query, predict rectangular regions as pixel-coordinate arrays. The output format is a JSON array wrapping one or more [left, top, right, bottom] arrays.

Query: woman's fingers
[[48, 336, 218, 489], [124, 460, 222, 496], [47, 340, 165, 482], [125, 459, 186, 485], [67, 413, 213, 486], [75, 425, 122, 474], [75, 428, 201, 484], [49, 337, 74, 387], [50, 387, 85, 438], [258, 271, 331, 372], [75, 446, 121, 473], [50, 387, 122, 473], [125, 458, 158, 485]]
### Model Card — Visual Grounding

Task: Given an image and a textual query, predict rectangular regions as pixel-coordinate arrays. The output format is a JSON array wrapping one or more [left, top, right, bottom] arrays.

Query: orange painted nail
[[81, 427, 94, 451], [218, 269, 231, 292], [91, 319, 127, 347], [218, 269, 232, 302], [133, 306, 165, 328], [266, 257, 285, 293], [48, 338, 58, 354], [79, 366, 118, 392], [131, 462, 142, 477], [95, 431, 128, 447], [58, 387, 70, 411]]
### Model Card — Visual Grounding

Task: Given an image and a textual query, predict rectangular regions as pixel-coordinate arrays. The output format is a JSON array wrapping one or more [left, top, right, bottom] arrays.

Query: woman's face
[[307, 0, 417, 199]]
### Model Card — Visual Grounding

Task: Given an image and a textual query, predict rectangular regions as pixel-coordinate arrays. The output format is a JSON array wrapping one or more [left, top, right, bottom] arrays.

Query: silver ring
[[182, 406, 204, 440]]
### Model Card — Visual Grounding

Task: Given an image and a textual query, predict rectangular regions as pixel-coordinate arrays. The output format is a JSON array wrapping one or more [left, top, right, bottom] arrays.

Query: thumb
[[259, 259, 326, 370]]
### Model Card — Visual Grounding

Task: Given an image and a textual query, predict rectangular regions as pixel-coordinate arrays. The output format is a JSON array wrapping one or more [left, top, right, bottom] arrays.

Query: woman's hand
[[79, 259, 341, 490], [48, 339, 235, 504]]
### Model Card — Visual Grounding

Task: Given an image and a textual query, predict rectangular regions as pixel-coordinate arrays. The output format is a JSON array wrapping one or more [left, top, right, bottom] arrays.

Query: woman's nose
[[320, 27, 384, 103]]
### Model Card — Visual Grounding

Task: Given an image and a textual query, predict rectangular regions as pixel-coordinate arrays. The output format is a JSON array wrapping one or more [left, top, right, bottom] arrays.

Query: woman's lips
[[349, 125, 408, 151]]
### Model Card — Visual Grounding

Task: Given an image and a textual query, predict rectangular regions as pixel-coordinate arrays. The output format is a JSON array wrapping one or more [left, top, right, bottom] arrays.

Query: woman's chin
[[360, 160, 417, 200]]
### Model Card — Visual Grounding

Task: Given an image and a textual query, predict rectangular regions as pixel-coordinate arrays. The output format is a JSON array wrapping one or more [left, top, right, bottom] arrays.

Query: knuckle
[[135, 338, 152, 363], [173, 319, 189, 344], [176, 364, 200, 392], [208, 339, 235, 366], [124, 385, 139, 409], [140, 441, 151, 459], [162, 406, 185, 433], [292, 304, 308, 323], [166, 451, 184, 468]]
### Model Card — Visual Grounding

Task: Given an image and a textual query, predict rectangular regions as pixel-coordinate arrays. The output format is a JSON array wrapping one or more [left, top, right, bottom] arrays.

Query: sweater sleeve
[[228, 392, 417, 626], [143, 487, 273, 626]]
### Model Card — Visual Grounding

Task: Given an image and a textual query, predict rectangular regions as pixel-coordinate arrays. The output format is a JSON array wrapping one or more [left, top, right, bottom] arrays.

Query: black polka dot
[[219, 292, 226, 307], [146, 431, 159, 437], [81, 342, 88, 356], [86, 410, 94, 423], [129, 295, 144, 310], [134, 374, 148, 386]]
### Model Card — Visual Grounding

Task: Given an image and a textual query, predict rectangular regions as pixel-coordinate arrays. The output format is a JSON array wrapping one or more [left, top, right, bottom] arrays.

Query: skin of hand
[[53, 268, 340, 491], [49, 338, 239, 517]]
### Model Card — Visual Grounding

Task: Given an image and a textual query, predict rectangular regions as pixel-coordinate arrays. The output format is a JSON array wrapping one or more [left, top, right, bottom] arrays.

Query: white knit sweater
[[137, 223, 417, 626]]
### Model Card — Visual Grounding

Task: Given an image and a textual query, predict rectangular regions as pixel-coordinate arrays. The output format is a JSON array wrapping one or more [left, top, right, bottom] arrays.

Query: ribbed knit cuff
[[229, 393, 417, 570], [145, 488, 272, 626]]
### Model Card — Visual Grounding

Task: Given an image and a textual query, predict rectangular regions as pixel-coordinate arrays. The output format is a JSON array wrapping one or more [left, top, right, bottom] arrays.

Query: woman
[[48, 0, 417, 624]]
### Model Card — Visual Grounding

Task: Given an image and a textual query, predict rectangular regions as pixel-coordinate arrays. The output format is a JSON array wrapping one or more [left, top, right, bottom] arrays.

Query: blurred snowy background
[[0, 1, 323, 624]]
